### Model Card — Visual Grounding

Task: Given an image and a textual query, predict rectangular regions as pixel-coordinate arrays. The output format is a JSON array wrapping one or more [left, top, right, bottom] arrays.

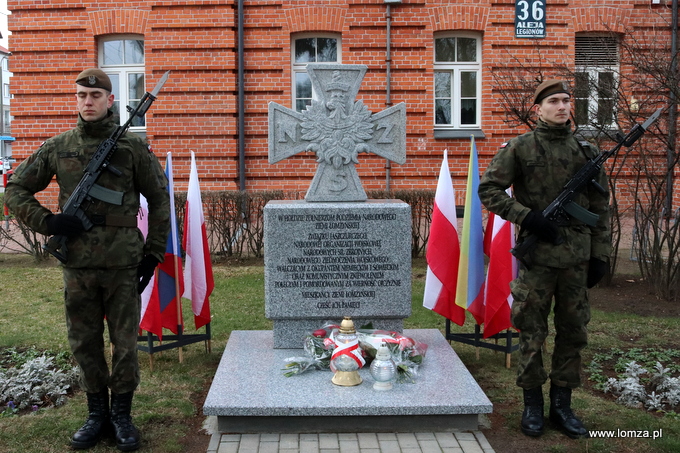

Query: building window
[[98, 36, 145, 129], [292, 35, 340, 112], [434, 33, 481, 130], [575, 35, 619, 128]]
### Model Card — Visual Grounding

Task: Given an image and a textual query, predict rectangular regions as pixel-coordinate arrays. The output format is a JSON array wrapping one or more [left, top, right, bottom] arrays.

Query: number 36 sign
[[515, 0, 546, 39]]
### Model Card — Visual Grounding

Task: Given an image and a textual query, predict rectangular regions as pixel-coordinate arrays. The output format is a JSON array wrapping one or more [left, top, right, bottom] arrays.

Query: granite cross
[[268, 63, 406, 202]]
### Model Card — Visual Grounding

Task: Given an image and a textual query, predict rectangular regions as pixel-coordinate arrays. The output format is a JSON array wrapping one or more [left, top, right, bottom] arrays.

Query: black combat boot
[[71, 388, 110, 449], [110, 391, 141, 451], [521, 386, 544, 437], [549, 384, 589, 438]]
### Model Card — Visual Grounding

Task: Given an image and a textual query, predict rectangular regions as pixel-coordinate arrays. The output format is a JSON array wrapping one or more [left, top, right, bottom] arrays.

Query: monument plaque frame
[[264, 199, 412, 348]]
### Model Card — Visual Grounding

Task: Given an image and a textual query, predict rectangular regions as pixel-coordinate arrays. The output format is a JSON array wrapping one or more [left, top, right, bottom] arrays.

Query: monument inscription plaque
[[264, 200, 411, 347]]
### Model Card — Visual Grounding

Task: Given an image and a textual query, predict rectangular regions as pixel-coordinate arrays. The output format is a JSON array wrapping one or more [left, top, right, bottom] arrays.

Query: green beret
[[75, 69, 112, 92], [533, 79, 570, 105]]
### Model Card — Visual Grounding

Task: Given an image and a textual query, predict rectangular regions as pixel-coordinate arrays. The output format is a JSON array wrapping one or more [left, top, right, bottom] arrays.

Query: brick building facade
[[6, 0, 678, 212]]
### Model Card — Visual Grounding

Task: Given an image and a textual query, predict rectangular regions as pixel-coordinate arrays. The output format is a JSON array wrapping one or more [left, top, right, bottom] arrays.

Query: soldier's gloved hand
[[45, 214, 85, 237], [587, 257, 608, 288], [137, 255, 161, 294], [521, 210, 561, 244]]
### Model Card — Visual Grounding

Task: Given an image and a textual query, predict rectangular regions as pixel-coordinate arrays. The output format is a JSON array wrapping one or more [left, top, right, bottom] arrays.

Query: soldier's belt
[[89, 214, 138, 228]]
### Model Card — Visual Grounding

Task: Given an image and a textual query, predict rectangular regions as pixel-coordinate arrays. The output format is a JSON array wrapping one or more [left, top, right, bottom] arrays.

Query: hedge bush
[[3, 190, 436, 261]]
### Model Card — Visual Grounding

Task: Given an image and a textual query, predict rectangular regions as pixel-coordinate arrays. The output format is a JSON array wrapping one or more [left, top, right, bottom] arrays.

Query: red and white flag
[[138, 195, 162, 337], [482, 190, 517, 338], [423, 150, 466, 325], [182, 151, 214, 329]]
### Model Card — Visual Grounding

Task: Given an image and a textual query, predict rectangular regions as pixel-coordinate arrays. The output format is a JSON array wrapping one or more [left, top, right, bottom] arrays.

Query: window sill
[[434, 129, 485, 139], [574, 128, 620, 141], [130, 130, 147, 140]]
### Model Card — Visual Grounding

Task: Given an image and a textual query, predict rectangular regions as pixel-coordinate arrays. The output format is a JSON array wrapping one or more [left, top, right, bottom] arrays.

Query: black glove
[[520, 210, 561, 244], [137, 255, 161, 294], [587, 257, 608, 288], [45, 214, 85, 237]]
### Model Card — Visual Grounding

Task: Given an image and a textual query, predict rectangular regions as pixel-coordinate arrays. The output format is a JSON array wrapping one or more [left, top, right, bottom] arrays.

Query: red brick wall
[[6, 0, 678, 211]]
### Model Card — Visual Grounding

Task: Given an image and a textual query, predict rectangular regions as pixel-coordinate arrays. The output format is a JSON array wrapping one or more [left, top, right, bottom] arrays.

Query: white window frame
[[433, 32, 482, 130], [98, 35, 146, 131], [575, 35, 619, 129], [292, 34, 341, 112]]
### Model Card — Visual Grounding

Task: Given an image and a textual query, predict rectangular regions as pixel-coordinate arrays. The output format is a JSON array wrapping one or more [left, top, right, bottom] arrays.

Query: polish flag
[[138, 195, 162, 338], [482, 192, 517, 338], [423, 150, 466, 325], [182, 151, 214, 329]]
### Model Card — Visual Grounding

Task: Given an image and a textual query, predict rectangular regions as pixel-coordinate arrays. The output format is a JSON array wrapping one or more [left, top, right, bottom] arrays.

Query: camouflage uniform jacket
[[5, 111, 170, 269], [478, 119, 611, 268]]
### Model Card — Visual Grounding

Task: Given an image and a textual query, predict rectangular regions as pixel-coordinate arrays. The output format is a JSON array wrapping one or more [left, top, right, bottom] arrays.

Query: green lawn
[[0, 254, 678, 453]]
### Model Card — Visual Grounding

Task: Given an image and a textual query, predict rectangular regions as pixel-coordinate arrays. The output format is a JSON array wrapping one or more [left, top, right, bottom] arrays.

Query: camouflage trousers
[[510, 261, 590, 390], [63, 267, 141, 394]]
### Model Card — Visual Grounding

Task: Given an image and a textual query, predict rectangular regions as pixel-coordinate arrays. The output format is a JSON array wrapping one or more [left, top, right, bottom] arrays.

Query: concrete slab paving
[[206, 431, 495, 453]]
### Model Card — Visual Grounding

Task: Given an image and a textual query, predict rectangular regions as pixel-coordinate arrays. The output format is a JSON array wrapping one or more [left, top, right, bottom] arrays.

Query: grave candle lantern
[[331, 317, 364, 386], [370, 342, 396, 390]]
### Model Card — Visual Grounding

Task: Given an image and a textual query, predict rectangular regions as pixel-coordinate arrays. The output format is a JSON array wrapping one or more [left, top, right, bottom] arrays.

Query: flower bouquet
[[281, 324, 338, 377], [282, 323, 428, 383]]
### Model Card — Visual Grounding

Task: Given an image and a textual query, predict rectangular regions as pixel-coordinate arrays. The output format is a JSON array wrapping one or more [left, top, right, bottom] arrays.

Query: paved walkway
[[206, 431, 495, 453]]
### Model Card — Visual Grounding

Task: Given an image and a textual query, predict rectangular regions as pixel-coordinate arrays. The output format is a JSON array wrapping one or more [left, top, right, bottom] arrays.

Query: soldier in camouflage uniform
[[478, 80, 610, 439], [5, 69, 170, 451]]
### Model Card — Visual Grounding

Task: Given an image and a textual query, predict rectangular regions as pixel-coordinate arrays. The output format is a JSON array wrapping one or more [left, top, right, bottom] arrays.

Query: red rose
[[312, 329, 327, 338]]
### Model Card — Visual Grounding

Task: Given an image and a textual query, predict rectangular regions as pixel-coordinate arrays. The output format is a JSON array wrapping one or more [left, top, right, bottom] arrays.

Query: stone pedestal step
[[204, 329, 492, 433]]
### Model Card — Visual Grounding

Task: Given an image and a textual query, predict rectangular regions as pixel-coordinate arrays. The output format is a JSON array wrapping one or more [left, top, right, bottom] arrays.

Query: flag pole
[[167, 152, 184, 363], [505, 329, 513, 368], [148, 334, 155, 372], [173, 251, 184, 363], [149, 267, 159, 371]]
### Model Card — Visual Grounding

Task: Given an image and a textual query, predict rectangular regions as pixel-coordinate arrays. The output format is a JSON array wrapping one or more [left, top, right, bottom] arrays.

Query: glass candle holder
[[331, 317, 364, 386], [370, 342, 396, 390]]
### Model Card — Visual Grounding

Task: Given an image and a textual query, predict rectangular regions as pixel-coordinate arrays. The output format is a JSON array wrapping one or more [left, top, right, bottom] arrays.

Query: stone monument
[[265, 63, 411, 348], [203, 63, 492, 435]]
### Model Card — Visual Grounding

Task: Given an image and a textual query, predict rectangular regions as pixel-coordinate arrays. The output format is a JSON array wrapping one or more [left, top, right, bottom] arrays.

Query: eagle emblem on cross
[[268, 64, 406, 202]]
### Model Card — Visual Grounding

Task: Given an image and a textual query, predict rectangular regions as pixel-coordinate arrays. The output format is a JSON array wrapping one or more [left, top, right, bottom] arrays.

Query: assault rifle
[[44, 71, 170, 263], [511, 107, 663, 266]]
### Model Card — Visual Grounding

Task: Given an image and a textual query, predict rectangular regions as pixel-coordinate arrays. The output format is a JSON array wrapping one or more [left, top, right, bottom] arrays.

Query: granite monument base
[[203, 329, 492, 434]]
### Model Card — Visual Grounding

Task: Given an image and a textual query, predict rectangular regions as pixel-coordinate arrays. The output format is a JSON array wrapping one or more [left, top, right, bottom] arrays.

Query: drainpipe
[[666, 0, 678, 217], [384, 1, 401, 191], [386, 5, 393, 108], [238, 0, 246, 191]]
